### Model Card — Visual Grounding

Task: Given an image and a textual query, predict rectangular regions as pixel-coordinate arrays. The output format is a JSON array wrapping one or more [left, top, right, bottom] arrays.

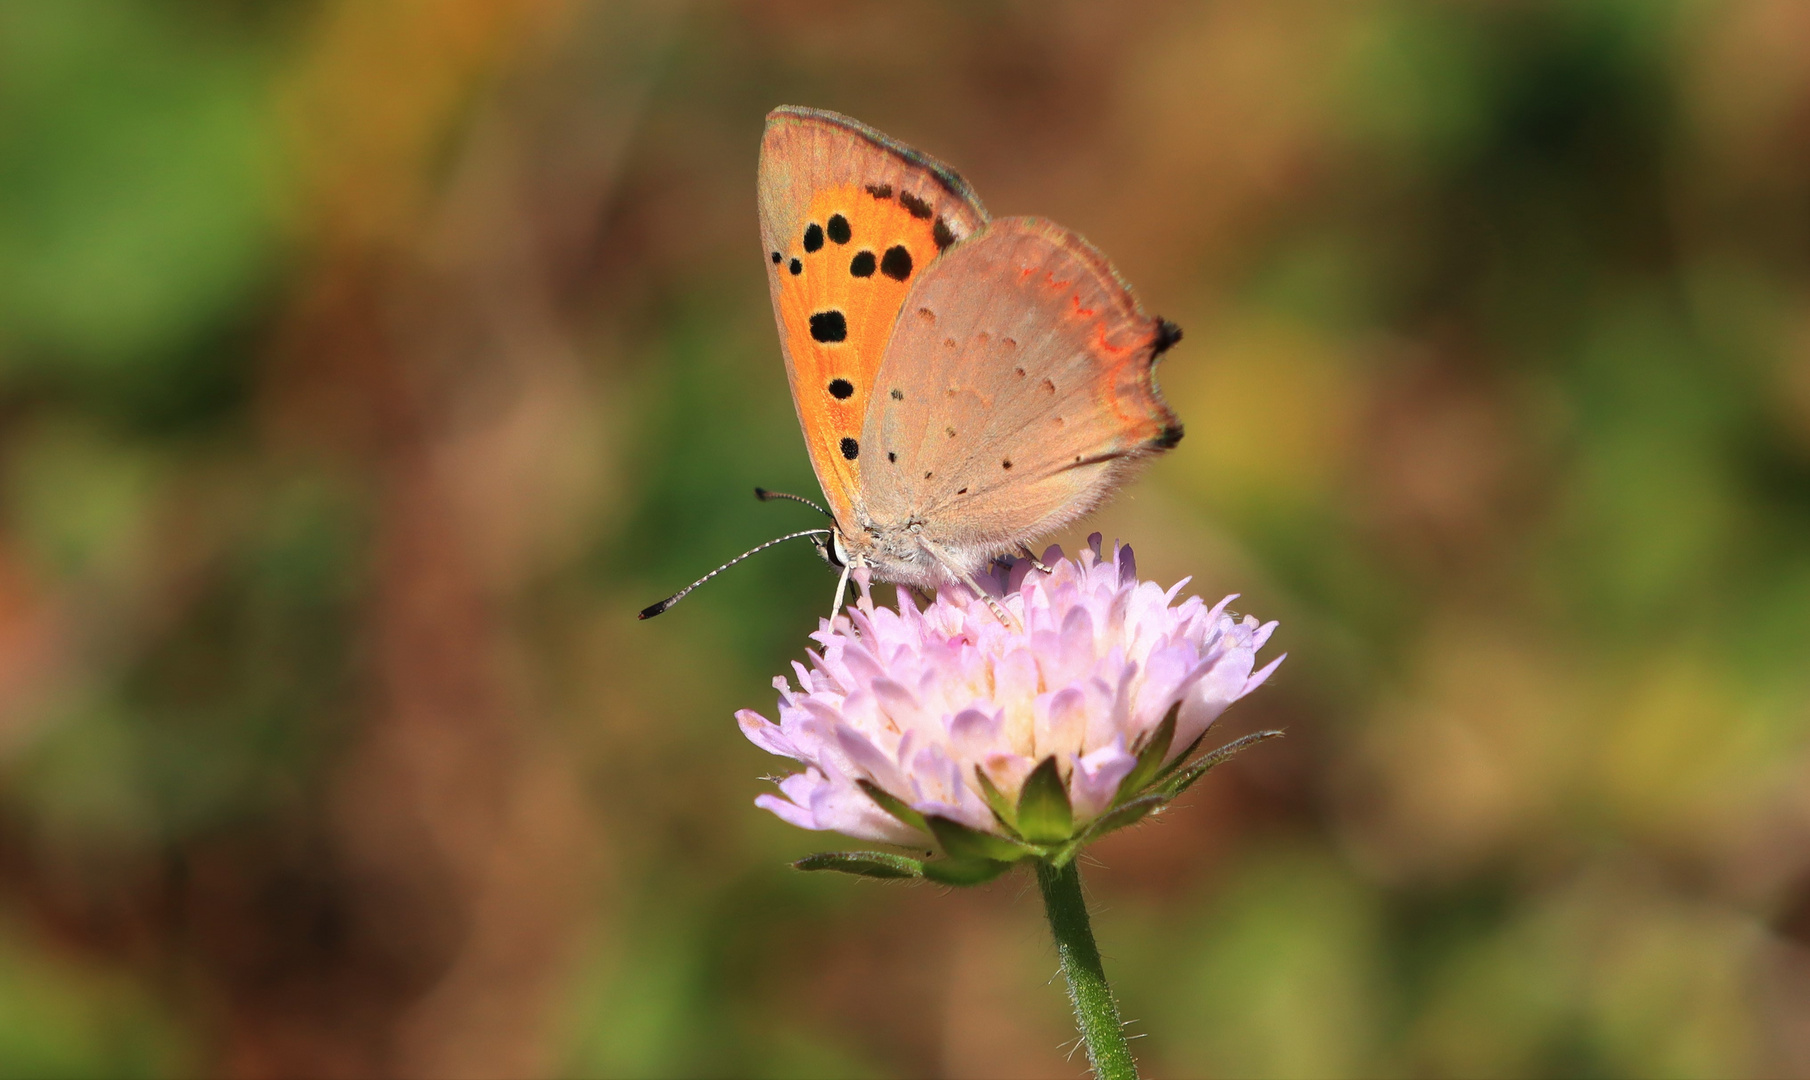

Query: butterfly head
[[811, 528, 854, 572], [811, 525, 934, 585]]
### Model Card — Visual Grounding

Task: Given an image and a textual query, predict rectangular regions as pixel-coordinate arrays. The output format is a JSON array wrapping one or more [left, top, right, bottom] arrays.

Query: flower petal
[[835, 724, 909, 794], [808, 775, 923, 844], [1071, 740, 1137, 822], [755, 792, 820, 831], [946, 707, 1002, 762], [1175, 647, 1259, 751], [1246, 652, 1286, 694], [736, 709, 800, 760], [735, 544, 1281, 846], [1035, 686, 1088, 762]]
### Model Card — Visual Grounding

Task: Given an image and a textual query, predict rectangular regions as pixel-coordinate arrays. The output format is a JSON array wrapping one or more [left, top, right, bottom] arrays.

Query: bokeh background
[[3, 2, 1810, 1077]]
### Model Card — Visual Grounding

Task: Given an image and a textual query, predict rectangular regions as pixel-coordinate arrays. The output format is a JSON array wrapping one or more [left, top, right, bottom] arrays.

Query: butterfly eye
[[807, 533, 842, 569]]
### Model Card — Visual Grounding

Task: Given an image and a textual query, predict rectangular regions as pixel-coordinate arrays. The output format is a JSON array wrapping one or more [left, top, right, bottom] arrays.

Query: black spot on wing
[[887, 451, 896, 462], [827, 215, 851, 244], [804, 223, 824, 252], [865, 183, 892, 199], [1152, 319, 1183, 357], [849, 251, 875, 277], [840, 437, 859, 460], [771, 251, 781, 264], [810, 311, 848, 343], [1002, 460, 1012, 470], [898, 191, 933, 219], [828, 378, 854, 399], [890, 388, 903, 400], [789, 258, 802, 275], [881, 246, 913, 281], [933, 217, 955, 250]]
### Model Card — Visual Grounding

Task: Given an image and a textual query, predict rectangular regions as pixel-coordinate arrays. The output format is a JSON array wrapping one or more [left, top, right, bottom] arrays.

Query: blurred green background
[[3, 2, 1809, 1077]]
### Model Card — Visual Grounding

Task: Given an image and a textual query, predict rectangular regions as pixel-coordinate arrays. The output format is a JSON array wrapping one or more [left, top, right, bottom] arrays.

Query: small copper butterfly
[[642, 107, 1182, 619]]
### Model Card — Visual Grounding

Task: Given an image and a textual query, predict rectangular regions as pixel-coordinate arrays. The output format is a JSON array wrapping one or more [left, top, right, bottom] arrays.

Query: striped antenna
[[638, 529, 833, 619], [753, 486, 835, 521]]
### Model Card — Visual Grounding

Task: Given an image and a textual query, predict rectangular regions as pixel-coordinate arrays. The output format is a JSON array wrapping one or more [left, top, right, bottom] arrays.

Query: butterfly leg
[[919, 538, 1022, 631], [829, 561, 852, 623], [1018, 544, 1054, 574], [963, 575, 1021, 631]]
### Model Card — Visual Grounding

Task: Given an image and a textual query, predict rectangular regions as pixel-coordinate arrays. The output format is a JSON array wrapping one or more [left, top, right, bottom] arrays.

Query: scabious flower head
[[737, 536, 1283, 875]]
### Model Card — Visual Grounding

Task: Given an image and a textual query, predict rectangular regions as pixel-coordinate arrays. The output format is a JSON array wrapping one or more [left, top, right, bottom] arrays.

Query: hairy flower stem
[[1036, 859, 1138, 1080]]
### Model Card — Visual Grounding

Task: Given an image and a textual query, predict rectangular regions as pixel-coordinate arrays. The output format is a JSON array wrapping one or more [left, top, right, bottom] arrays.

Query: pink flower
[[737, 536, 1283, 862]]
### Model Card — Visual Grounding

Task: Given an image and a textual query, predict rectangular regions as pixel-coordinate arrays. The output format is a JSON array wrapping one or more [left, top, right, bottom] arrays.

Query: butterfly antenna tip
[[753, 487, 835, 521]]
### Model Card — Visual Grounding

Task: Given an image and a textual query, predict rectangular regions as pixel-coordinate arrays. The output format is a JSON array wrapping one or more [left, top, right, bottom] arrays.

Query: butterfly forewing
[[758, 107, 989, 531], [859, 217, 1181, 561]]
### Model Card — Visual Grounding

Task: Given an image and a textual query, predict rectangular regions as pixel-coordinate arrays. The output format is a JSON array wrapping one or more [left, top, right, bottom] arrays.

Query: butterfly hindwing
[[859, 216, 1181, 561], [758, 107, 989, 529]]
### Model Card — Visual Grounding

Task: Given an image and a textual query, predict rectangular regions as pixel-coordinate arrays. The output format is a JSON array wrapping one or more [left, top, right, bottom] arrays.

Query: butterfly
[[641, 106, 1182, 620]]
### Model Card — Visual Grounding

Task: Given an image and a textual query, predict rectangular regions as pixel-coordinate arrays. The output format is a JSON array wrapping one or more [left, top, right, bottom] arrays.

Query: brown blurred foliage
[[2, 2, 1810, 1077]]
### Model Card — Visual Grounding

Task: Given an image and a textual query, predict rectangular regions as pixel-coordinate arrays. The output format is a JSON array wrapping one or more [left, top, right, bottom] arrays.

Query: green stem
[[1035, 859, 1138, 1080]]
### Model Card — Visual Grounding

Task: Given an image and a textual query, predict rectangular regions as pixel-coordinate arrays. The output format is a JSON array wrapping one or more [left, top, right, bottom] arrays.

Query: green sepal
[[921, 857, 1015, 886], [926, 814, 1036, 863], [857, 780, 929, 835], [1015, 756, 1074, 843], [1080, 793, 1166, 848], [972, 767, 1020, 834], [1046, 793, 1171, 867], [1114, 703, 1179, 805], [1159, 730, 1284, 798], [793, 851, 924, 879], [1156, 731, 1208, 783]]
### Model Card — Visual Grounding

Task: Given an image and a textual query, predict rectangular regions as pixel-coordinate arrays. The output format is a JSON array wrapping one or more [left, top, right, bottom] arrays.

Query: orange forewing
[[772, 187, 946, 520], [758, 108, 988, 529]]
